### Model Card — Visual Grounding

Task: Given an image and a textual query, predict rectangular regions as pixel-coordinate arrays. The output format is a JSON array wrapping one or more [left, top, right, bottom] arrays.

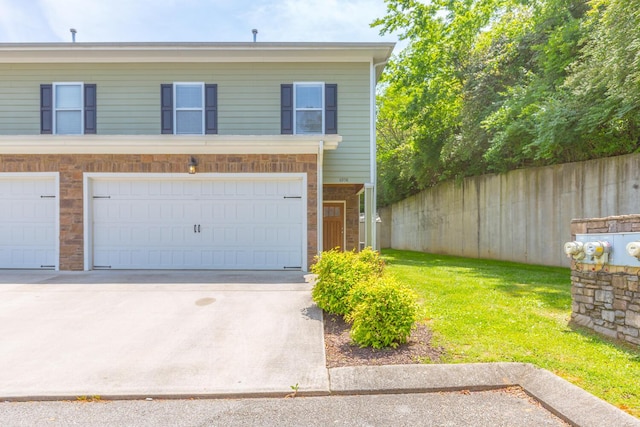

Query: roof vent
[[252, 29, 258, 43]]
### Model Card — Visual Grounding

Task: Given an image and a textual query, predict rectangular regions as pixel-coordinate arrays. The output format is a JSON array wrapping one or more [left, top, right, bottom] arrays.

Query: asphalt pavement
[[0, 390, 569, 427]]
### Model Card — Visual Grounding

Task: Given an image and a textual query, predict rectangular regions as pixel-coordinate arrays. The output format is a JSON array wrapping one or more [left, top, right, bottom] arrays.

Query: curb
[[2, 363, 639, 427], [328, 363, 640, 427]]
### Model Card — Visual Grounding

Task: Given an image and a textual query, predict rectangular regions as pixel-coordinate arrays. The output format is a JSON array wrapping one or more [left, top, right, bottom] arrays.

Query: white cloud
[[0, 0, 56, 42], [245, 0, 393, 42], [38, 0, 187, 42], [0, 0, 398, 44]]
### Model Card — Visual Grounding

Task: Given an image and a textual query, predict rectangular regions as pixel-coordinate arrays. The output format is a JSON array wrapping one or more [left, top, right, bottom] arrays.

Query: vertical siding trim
[[40, 84, 53, 134]]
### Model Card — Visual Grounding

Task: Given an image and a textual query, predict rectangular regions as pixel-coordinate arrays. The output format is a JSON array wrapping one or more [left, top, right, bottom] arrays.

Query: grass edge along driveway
[[382, 249, 640, 418]]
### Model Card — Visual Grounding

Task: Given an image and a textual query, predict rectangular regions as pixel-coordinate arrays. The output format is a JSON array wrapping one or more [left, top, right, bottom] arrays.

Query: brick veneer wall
[[323, 184, 361, 252], [570, 215, 640, 346], [0, 154, 318, 271]]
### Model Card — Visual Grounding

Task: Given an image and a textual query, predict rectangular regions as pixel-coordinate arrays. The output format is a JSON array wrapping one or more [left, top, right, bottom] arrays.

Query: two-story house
[[0, 42, 393, 271]]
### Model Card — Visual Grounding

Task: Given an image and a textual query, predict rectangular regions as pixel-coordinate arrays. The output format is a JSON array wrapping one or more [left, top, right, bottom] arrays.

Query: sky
[[0, 0, 400, 46]]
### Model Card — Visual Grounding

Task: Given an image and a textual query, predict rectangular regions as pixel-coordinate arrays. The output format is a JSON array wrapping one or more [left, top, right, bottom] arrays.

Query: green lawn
[[382, 249, 640, 417]]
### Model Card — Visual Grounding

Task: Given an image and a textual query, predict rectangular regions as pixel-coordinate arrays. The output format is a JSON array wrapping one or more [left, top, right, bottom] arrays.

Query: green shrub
[[311, 248, 384, 316], [347, 277, 418, 349], [357, 247, 385, 276]]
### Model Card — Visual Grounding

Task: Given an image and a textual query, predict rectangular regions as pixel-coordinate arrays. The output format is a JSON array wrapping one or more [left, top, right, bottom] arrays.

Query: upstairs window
[[175, 83, 204, 134], [161, 83, 217, 135], [281, 83, 337, 135], [295, 83, 323, 134], [40, 83, 96, 135], [55, 83, 83, 134]]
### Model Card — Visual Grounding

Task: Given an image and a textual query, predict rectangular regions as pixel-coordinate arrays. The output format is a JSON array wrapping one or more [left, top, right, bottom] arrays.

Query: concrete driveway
[[0, 271, 328, 399]]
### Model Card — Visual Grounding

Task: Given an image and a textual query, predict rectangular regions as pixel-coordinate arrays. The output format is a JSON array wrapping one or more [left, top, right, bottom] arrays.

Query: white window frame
[[53, 82, 84, 135], [293, 82, 324, 135], [173, 82, 205, 135]]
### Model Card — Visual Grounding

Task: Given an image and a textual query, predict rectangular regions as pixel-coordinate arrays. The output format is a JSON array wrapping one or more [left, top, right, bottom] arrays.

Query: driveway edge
[[328, 363, 640, 427]]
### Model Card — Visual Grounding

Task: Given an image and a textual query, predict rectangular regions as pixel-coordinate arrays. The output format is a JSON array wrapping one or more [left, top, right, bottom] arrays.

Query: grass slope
[[383, 249, 640, 417]]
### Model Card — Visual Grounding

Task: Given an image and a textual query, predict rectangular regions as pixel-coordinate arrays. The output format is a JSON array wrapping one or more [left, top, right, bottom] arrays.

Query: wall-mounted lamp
[[188, 156, 198, 174]]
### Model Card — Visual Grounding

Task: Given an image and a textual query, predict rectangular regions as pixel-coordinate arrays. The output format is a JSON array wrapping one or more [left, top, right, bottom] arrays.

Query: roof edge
[[0, 41, 396, 49], [0, 42, 395, 66]]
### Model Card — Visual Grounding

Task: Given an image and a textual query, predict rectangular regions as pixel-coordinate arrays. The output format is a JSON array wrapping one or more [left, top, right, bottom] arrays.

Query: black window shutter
[[84, 84, 97, 134], [281, 84, 293, 134], [205, 84, 218, 134], [325, 84, 338, 134], [40, 84, 53, 134], [161, 84, 173, 134]]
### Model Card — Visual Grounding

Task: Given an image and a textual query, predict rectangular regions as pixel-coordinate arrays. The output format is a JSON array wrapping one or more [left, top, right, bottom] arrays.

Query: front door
[[323, 202, 344, 251]]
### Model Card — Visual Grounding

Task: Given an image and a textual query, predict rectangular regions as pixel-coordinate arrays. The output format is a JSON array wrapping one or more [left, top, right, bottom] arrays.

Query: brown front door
[[323, 202, 344, 251]]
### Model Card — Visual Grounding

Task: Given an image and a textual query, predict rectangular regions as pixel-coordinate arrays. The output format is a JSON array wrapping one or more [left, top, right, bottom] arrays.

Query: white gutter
[[0, 42, 396, 64], [317, 140, 324, 257], [369, 60, 388, 249]]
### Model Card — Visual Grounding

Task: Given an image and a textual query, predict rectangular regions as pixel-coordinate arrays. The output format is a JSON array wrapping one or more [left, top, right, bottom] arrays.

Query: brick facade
[[0, 154, 317, 271], [570, 215, 640, 346], [323, 184, 362, 252]]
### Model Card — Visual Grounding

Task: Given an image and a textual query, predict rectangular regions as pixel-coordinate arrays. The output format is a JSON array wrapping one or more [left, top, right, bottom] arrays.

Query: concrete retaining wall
[[380, 153, 640, 267]]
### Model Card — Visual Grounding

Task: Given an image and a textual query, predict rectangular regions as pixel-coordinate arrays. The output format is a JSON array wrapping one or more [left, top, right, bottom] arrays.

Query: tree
[[374, 0, 509, 205], [376, 85, 419, 205], [536, 0, 640, 160], [374, 0, 639, 207]]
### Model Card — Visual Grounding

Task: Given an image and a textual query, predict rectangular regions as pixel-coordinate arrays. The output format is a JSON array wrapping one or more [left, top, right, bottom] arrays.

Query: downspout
[[317, 140, 324, 257], [369, 60, 388, 250]]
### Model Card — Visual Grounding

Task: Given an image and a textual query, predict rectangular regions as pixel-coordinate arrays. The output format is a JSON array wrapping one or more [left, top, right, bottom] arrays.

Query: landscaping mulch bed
[[323, 312, 444, 368]]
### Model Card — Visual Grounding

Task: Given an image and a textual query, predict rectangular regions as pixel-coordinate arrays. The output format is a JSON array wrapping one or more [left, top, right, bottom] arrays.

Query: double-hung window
[[280, 82, 337, 135], [40, 83, 96, 135], [294, 83, 324, 134], [174, 83, 204, 135], [161, 83, 217, 135], [55, 83, 83, 135]]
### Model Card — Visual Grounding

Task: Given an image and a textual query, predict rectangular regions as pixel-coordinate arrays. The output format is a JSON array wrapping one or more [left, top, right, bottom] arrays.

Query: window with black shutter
[[281, 83, 338, 135], [161, 83, 217, 135], [41, 83, 96, 135]]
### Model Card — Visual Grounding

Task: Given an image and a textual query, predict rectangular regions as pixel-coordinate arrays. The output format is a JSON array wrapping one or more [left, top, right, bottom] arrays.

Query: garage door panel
[[92, 177, 304, 270], [0, 176, 57, 269]]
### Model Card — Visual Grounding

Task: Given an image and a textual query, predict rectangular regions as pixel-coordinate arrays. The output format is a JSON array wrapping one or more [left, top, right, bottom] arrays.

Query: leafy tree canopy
[[375, 0, 640, 207]]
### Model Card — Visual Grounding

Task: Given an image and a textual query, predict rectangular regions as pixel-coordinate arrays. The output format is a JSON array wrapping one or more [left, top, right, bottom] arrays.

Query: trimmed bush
[[347, 277, 418, 349], [311, 248, 384, 316], [357, 247, 385, 276]]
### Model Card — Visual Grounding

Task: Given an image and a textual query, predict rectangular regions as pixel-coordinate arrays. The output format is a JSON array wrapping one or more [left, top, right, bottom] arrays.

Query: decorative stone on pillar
[[568, 215, 640, 346]]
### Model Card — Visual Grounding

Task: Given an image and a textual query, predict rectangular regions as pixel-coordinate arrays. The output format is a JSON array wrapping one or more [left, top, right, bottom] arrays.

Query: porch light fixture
[[188, 156, 198, 174]]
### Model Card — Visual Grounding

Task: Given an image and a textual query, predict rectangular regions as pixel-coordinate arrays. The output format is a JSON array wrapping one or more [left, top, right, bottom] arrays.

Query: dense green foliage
[[383, 249, 640, 417], [375, 0, 640, 206], [310, 248, 384, 315], [347, 276, 418, 349]]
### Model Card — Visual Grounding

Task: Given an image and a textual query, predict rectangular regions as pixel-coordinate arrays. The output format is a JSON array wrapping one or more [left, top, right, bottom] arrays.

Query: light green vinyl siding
[[0, 62, 372, 183]]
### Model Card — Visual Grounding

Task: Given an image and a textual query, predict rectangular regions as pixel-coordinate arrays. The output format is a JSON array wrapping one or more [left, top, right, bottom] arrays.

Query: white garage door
[[91, 176, 305, 270], [0, 175, 57, 269]]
